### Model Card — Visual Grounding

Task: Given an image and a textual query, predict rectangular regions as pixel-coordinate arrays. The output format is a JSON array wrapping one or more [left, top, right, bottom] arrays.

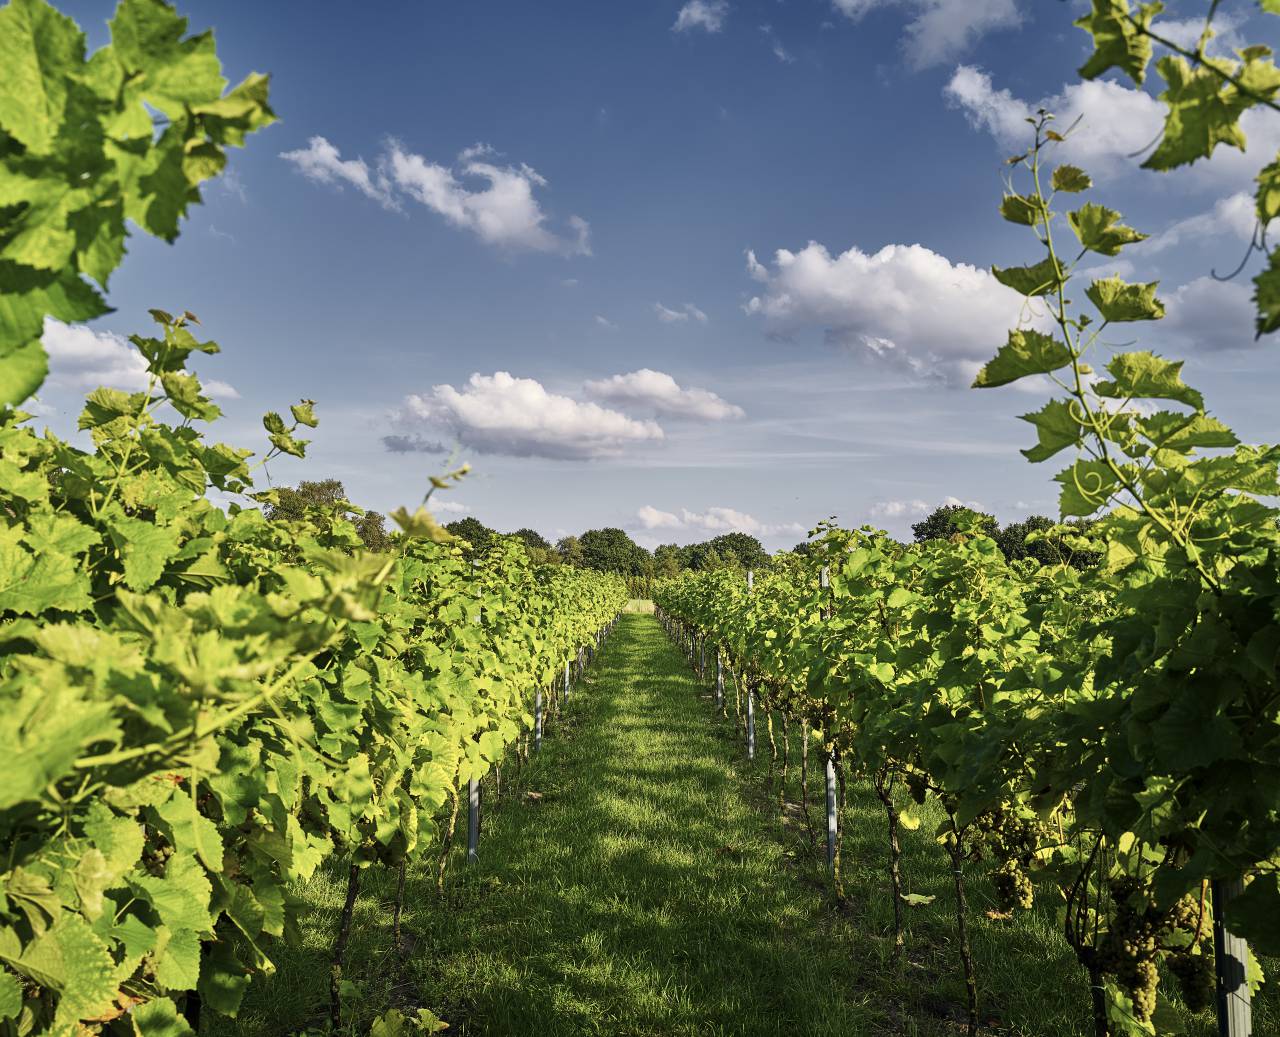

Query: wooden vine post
[[1214, 879, 1252, 1036], [745, 570, 756, 761], [466, 777, 480, 864]]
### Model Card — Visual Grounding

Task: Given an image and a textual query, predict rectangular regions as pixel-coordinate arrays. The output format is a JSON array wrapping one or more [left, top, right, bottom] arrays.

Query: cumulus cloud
[[584, 369, 745, 420], [635, 504, 804, 537], [394, 372, 663, 460], [1137, 192, 1257, 255], [743, 242, 1030, 385], [832, 0, 1021, 68], [1159, 277, 1256, 352], [432, 500, 468, 515], [281, 137, 590, 255], [673, 0, 728, 33], [279, 136, 397, 208], [655, 301, 709, 323], [41, 319, 237, 398], [944, 65, 1280, 188], [870, 495, 985, 519]]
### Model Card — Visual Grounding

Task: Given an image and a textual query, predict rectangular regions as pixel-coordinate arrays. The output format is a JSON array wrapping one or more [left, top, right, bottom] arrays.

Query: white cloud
[[832, 0, 1021, 68], [396, 372, 664, 460], [561, 278, 580, 288], [871, 495, 984, 519], [42, 319, 148, 391], [279, 136, 397, 208], [40, 319, 239, 399], [584, 369, 745, 420], [595, 315, 618, 329], [674, 0, 728, 33], [1160, 276, 1256, 352], [635, 504, 804, 537], [1137, 192, 1257, 255], [743, 241, 1031, 385], [382, 433, 446, 454], [432, 499, 468, 515], [282, 137, 590, 255], [387, 142, 591, 255], [945, 66, 1280, 188], [1152, 12, 1245, 56], [655, 301, 709, 323], [869, 499, 930, 518], [760, 24, 795, 63]]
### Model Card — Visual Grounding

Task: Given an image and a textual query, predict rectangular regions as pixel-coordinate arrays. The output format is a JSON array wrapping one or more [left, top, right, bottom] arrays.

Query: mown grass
[[210, 614, 1277, 1036]]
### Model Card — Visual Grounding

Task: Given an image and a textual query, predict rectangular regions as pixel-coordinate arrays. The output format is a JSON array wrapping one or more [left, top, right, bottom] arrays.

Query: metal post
[[699, 639, 705, 680], [820, 566, 830, 590], [466, 777, 480, 863], [715, 651, 724, 709], [564, 659, 570, 706], [1214, 879, 1252, 1036], [534, 685, 543, 751], [825, 752, 838, 874], [747, 569, 754, 591], [746, 683, 756, 760]]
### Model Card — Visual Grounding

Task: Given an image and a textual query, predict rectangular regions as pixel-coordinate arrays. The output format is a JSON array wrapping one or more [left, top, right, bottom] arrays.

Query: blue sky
[[36, 0, 1280, 549]]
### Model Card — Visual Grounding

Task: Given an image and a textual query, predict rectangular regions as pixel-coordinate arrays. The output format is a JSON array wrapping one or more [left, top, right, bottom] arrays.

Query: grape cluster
[[974, 808, 1049, 911], [1091, 879, 1212, 1023]]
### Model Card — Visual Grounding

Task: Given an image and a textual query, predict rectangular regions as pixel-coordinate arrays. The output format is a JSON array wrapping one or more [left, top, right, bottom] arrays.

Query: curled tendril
[[1212, 219, 1270, 282]]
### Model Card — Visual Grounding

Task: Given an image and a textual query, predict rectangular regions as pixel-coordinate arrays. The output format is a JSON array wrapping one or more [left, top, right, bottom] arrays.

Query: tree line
[[272, 481, 1097, 583]]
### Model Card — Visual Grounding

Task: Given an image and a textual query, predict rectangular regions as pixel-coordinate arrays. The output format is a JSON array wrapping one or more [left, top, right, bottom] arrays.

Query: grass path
[[213, 614, 1276, 1036]]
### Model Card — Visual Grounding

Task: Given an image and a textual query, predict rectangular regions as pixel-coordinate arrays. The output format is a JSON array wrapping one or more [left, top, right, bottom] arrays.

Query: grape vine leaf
[[974, 329, 1073, 388], [1068, 203, 1146, 256], [1086, 277, 1164, 322], [1075, 0, 1162, 84]]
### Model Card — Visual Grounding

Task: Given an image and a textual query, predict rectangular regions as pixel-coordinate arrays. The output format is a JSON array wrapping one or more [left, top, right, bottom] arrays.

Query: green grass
[[210, 615, 1277, 1036]]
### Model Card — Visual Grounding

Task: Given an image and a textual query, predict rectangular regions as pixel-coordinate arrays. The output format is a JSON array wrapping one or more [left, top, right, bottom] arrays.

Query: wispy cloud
[[673, 0, 728, 33], [281, 137, 591, 255], [655, 301, 709, 324]]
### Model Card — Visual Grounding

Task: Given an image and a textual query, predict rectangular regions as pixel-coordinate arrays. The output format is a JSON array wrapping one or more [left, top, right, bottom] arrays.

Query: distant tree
[[578, 527, 650, 576], [556, 535, 584, 566], [266, 478, 391, 552], [705, 532, 768, 571], [445, 516, 495, 552], [653, 544, 682, 578], [513, 527, 551, 553], [911, 504, 998, 543], [996, 514, 1058, 564], [791, 540, 816, 557], [998, 515, 1102, 570]]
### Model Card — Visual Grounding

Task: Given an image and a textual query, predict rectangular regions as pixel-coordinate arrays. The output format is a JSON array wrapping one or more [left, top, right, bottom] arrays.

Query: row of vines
[[0, 1, 629, 1034], [657, 3, 1280, 1034]]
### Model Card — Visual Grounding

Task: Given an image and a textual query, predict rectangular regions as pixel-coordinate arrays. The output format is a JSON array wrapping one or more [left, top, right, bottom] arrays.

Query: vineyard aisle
[[216, 614, 881, 1035]]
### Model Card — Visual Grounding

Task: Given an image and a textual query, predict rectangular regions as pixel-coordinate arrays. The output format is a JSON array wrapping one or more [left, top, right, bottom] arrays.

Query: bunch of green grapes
[[973, 808, 1053, 912], [1163, 890, 1214, 1012]]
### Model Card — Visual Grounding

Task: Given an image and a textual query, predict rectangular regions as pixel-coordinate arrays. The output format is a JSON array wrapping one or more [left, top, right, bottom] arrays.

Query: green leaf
[[1020, 399, 1086, 463], [131, 995, 195, 1036], [1052, 165, 1092, 193], [1055, 458, 1121, 516], [390, 506, 457, 544], [0, 336, 49, 407], [1075, 0, 1161, 83], [1253, 244, 1280, 336], [1223, 874, 1280, 956], [1068, 203, 1146, 256], [1143, 56, 1250, 170], [0, 0, 86, 153], [974, 329, 1073, 389], [991, 256, 1063, 297], [1086, 276, 1164, 322], [999, 194, 1043, 226], [107, 514, 181, 591], [0, 970, 21, 1020], [108, 0, 226, 120], [1095, 351, 1204, 410], [262, 411, 286, 434], [290, 399, 318, 428], [900, 892, 936, 906]]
